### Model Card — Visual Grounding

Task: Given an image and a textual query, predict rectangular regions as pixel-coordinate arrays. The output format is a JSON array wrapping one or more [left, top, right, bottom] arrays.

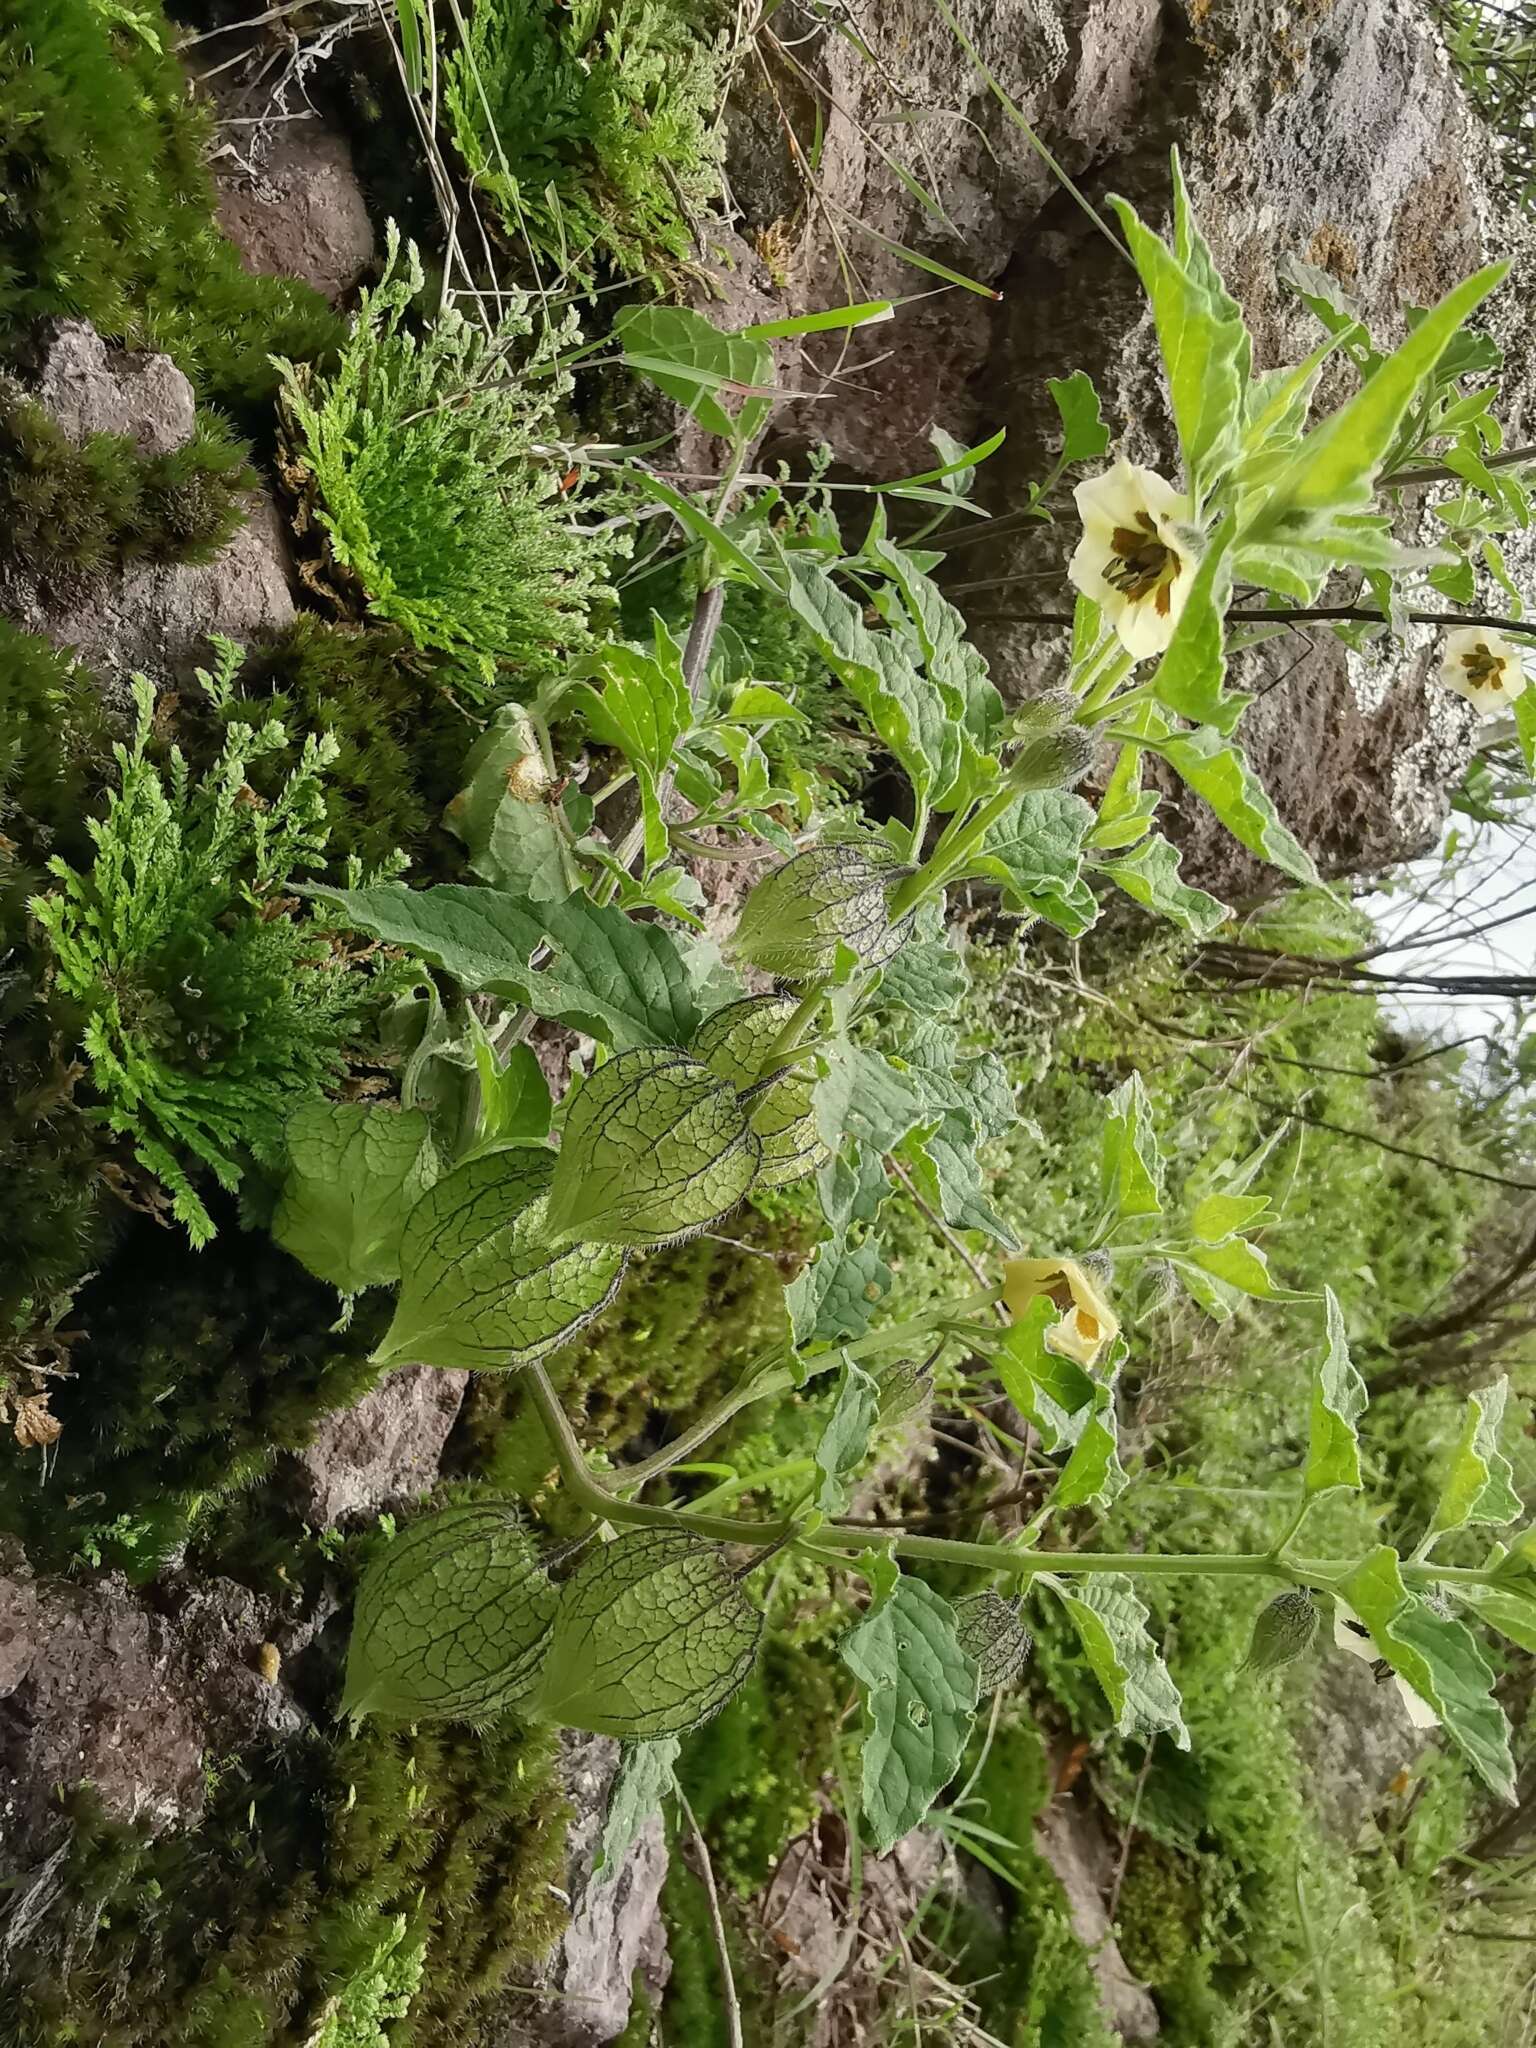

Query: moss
[[1, 1715, 568, 2048], [0, 1207, 391, 1574], [1114, 1839, 1202, 1989], [187, 616, 476, 874], [659, 1846, 770, 2048], [0, 0, 342, 412], [465, 1208, 801, 1525], [0, 384, 255, 581], [0, 625, 122, 1338]]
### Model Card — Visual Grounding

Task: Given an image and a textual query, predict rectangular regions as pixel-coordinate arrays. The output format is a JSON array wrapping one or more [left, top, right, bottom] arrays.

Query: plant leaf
[[1101, 1070, 1164, 1219], [787, 1229, 893, 1348], [1052, 1374, 1128, 1512], [1429, 1378, 1523, 1538], [273, 1102, 438, 1294], [1305, 1287, 1367, 1497], [615, 303, 775, 446], [1047, 1572, 1190, 1747], [310, 882, 707, 1049], [1341, 1547, 1516, 1802], [1097, 831, 1229, 936], [815, 1358, 882, 1513], [1138, 719, 1319, 885], [840, 1576, 979, 1852], [595, 1736, 681, 1883], [1047, 370, 1110, 464]]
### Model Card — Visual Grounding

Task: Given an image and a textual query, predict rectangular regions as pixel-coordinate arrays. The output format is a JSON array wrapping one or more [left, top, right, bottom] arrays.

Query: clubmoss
[[0, 383, 255, 581], [0, 1715, 568, 2048], [0, 0, 342, 411], [185, 616, 476, 874]]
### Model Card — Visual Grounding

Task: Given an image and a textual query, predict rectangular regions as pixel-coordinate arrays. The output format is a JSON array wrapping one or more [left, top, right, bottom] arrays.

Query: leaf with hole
[[840, 1576, 978, 1852]]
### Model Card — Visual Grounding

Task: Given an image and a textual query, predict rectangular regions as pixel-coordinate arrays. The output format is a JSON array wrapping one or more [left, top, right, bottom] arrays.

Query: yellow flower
[[1068, 462, 1198, 661], [1001, 1256, 1119, 1369], [1332, 1602, 1439, 1730], [1440, 627, 1528, 717]]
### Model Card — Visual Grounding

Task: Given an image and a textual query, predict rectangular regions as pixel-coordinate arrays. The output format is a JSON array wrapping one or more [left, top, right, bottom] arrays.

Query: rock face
[[728, 0, 1536, 891], [2, 321, 295, 691], [0, 1544, 303, 1880], [212, 115, 375, 306], [1033, 1764, 1161, 2041], [284, 1364, 470, 1527], [491, 1732, 671, 2047], [1297, 1654, 1432, 1844]]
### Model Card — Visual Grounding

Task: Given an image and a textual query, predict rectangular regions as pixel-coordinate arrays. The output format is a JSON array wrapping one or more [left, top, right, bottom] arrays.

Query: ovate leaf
[[376, 1149, 627, 1370], [815, 1358, 881, 1513], [342, 1503, 555, 1722], [787, 1230, 893, 1349], [1047, 370, 1110, 464], [1305, 1288, 1366, 1498], [311, 883, 708, 1050], [840, 1576, 979, 1852], [995, 1297, 1095, 1454], [615, 303, 774, 446], [1141, 721, 1319, 885], [1047, 1572, 1190, 1748], [273, 1102, 438, 1294], [1101, 1070, 1163, 1219], [1052, 1374, 1128, 1513], [533, 1530, 763, 1739], [1341, 1547, 1516, 1802], [1429, 1377, 1523, 1538]]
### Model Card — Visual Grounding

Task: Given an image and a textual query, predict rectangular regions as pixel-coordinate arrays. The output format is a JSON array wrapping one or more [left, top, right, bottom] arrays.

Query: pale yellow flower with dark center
[[1332, 1602, 1439, 1729], [1440, 627, 1529, 717], [1001, 1256, 1119, 1369], [1069, 462, 1198, 661]]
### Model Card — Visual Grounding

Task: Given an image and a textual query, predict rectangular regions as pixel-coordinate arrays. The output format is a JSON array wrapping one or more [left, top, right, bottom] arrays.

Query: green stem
[[1269, 1493, 1316, 1561]]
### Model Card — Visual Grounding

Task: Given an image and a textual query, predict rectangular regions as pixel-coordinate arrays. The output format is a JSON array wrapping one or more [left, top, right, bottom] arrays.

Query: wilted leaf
[[595, 1736, 681, 1882]]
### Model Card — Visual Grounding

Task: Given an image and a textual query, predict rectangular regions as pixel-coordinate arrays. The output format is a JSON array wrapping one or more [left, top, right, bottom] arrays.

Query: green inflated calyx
[[532, 1528, 763, 1738], [545, 1049, 760, 1248], [1240, 1588, 1320, 1677], [730, 840, 915, 983], [1006, 689, 1094, 792], [691, 995, 827, 1189], [342, 1502, 556, 1722], [375, 1147, 627, 1370], [954, 1591, 1034, 1694]]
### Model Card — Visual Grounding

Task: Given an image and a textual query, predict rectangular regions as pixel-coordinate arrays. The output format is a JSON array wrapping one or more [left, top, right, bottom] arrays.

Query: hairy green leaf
[[1341, 1547, 1515, 1802], [533, 1530, 764, 1739], [310, 882, 708, 1049], [376, 1149, 627, 1370], [1429, 1377, 1523, 1538], [1101, 1071, 1164, 1219], [995, 1298, 1095, 1454], [815, 1358, 882, 1514], [1047, 1573, 1190, 1748], [595, 1736, 681, 1882], [1052, 1374, 1128, 1512], [547, 1049, 760, 1247], [1097, 831, 1228, 936], [787, 1229, 893, 1348], [1140, 721, 1318, 885], [1305, 1288, 1366, 1497], [840, 1577, 979, 1853], [273, 1102, 438, 1294], [342, 1503, 555, 1722]]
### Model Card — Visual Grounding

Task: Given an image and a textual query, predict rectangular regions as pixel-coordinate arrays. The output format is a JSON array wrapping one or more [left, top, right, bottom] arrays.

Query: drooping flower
[[1001, 1255, 1120, 1369], [1332, 1602, 1439, 1729], [1069, 462, 1198, 661], [1440, 627, 1529, 717]]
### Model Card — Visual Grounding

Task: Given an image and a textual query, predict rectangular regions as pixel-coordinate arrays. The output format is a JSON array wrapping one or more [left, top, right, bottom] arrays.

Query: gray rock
[[1296, 1653, 1432, 1845], [0, 1545, 303, 1879], [490, 1731, 671, 2047], [13, 317, 197, 456], [213, 115, 375, 306], [728, 0, 1536, 887], [1034, 1773, 1161, 2041], [284, 1364, 470, 1527]]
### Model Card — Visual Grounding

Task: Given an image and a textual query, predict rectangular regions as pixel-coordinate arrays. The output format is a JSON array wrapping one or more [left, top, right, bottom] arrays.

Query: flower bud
[[731, 841, 915, 983], [547, 1049, 760, 1248], [1241, 1589, 1319, 1677], [692, 995, 827, 1189], [954, 1590, 1033, 1694], [1007, 722, 1095, 793]]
